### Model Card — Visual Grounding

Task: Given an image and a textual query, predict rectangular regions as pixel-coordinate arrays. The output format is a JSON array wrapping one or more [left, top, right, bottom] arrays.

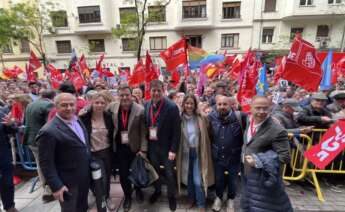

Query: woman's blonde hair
[[92, 90, 114, 103]]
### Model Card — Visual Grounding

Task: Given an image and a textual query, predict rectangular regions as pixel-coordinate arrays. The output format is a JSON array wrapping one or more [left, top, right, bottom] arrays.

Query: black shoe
[[136, 189, 144, 203], [149, 191, 161, 204], [168, 197, 177, 211], [123, 196, 131, 212]]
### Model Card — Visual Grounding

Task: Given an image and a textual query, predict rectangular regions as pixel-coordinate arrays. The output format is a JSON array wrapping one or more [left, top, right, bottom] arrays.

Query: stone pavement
[[10, 176, 345, 212]]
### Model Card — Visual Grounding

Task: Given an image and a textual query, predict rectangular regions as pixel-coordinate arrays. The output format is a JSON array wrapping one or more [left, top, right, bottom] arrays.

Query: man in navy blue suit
[[144, 80, 181, 211]]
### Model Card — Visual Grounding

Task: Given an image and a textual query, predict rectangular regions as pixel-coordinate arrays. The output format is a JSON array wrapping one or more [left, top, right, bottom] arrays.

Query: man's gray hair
[[54, 93, 76, 105]]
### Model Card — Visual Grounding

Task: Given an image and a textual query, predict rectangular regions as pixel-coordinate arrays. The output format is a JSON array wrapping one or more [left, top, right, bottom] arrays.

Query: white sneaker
[[226, 199, 234, 212], [212, 197, 222, 212]]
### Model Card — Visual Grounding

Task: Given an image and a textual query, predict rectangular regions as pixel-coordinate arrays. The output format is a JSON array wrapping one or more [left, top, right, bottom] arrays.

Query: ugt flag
[[281, 34, 322, 92]]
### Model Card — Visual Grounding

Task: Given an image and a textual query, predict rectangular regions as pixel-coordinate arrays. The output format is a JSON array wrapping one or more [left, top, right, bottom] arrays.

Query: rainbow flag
[[188, 45, 208, 69]]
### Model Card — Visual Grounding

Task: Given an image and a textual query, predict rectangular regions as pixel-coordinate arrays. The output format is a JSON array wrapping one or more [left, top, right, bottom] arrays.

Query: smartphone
[[63, 191, 72, 202]]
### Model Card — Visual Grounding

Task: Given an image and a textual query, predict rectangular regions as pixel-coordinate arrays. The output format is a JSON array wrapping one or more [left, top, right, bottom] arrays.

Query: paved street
[[10, 175, 345, 212]]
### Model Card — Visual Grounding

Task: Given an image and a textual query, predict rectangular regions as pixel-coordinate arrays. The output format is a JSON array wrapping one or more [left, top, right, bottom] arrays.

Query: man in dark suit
[[23, 89, 55, 202], [144, 80, 181, 211], [37, 93, 91, 212], [107, 84, 147, 211], [241, 96, 291, 211]]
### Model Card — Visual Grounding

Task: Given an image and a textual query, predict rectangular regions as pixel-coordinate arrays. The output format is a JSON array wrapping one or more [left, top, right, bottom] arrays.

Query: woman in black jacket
[[79, 91, 114, 209]]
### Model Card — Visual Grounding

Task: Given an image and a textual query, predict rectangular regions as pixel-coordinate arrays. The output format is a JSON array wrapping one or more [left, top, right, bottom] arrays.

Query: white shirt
[[246, 118, 265, 143]]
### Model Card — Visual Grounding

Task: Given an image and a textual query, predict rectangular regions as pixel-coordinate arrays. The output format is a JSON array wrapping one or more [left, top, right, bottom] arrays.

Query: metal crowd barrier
[[282, 129, 345, 202], [13, 126, 39, 193]]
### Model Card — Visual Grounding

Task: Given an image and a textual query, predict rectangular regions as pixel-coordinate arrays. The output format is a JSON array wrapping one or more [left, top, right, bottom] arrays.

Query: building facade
[[9, 0, 345, 71]]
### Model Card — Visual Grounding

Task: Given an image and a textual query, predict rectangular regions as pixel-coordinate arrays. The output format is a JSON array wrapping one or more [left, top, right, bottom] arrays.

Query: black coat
[[297, 105, 332, 128], [0, 106, 16, 168], [36, 116, 91, 192], [79, 108, 114, 151], [144, 97, 181, 155], [241, 150, 293, 212]]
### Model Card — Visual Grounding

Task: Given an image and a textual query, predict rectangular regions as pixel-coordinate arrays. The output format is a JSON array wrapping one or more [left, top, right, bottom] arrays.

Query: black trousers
[[91, 148, 112, 198], [117, 144, 136, 197], [149, 146, 177, 198], [0, 147, 15, 210], [60, 184, 89, 212]]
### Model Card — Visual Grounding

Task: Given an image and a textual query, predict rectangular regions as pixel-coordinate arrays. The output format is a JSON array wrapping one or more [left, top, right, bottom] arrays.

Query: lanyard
[[121, 110, 129, 130], [250, 119, 256, 136], [150, 100, 164, 126]]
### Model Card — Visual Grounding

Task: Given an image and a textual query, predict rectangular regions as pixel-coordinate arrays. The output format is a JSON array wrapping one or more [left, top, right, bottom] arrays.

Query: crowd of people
[[0, 72, 345, 212]]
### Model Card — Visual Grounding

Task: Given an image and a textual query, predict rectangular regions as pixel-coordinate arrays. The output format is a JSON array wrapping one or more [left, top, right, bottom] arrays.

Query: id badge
[[149, 127, 158, 140], [121, 131, 129, 144]]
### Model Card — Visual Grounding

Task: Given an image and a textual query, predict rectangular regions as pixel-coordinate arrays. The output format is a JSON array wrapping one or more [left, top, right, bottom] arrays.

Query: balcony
[[175, 0, 214, 30]]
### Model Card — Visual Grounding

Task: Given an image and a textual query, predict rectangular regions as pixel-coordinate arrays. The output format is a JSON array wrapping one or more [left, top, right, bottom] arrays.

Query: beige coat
[[107, 102, 147, 153], [176, 114, 215, 195]]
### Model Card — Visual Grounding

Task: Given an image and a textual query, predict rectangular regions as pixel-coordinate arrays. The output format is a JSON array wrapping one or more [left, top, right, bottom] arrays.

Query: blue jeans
[[187, 148, 206, 208], [214, 161, 240, 200]]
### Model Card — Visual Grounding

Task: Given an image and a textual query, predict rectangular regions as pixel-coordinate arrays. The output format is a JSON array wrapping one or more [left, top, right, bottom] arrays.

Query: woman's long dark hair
[[182, 94, 198, 115]]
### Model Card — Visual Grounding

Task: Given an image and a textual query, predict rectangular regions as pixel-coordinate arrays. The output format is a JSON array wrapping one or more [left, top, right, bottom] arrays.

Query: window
[[122, 38, 137, 51], [328, 0, 342, 4], [316, 25, 329, 38], [264, 0, 276, 12], [89, 39, 105, 52], [150, 37, 167, 50], [290, 27, 304, 41], [185, 35, 202, 48], [2, 43, 12, 54], [300, 0, 313, 6], [262, 28, 274, 44], [221, 34, 239, 48], [50, 10, 68, 27], [56, 40, 72, 53], [78, 6, 101, 24], [20, 38, 30, 53], [148, 6, 166, 22], [183, 0, 207, 19], [119, 7, 137, 24], [223, 2, 241, 19]]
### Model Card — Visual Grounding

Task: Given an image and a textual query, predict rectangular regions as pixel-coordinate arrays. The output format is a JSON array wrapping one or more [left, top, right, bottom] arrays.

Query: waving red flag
[[230, 50, 254, 80], [69, 71, 85, 91], [281, 34, 322, 92], [25, 64, 36, 82], [28, 51, 42, 72], [237, 59, 259, 112], [145, 51, 159, 100], [47, 64, 63, 89], [128, 60, 145, 87], [79, 54, 90, 77], [3, 66, 23, 79], [160, 38, 187, 71]]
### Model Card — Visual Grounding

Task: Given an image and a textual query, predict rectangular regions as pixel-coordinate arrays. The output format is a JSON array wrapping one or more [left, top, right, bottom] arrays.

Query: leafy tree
[[112, 0, 171, 61], [8, 1, 61, 67]]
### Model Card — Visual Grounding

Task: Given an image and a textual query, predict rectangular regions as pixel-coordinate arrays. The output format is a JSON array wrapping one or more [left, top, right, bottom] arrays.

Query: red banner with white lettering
[[160, 38, 187, 71], [304, 120, 345, 169]]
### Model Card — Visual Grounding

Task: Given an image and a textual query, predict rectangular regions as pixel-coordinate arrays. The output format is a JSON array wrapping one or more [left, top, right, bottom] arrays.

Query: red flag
[[145, 51, 159, 100], [47, 64, 63, 89], [11, 102, 24, 124], [79, 54, 90, 77], [160, 38, 187, 71], [69, 71, 85, 91], [230, 50, 254, 80], [281, 34, 322, 91], [128, 60, 145, 87], [170, 69, 180, 88], [28, 51, 42, 72], [3, 66, 23, 78], [96, 53, 105, 75], [25, 63, 36, 82], [304, 120, 345, 169], [274, 56, 286, 84], [237, 59, 259, 112]]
